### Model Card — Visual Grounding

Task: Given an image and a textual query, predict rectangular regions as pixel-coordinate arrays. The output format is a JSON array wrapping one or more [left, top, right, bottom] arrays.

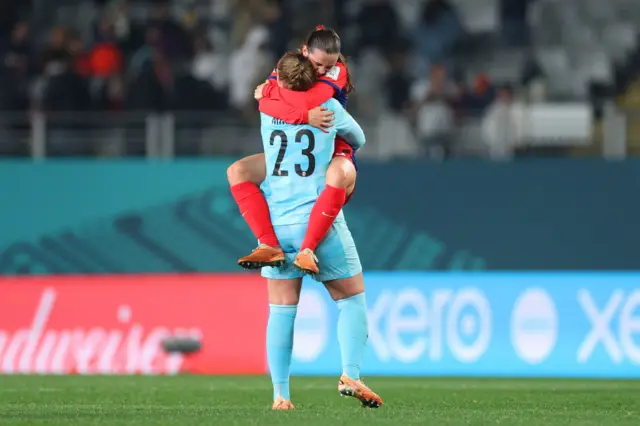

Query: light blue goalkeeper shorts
[[261, 221, 362, 283]]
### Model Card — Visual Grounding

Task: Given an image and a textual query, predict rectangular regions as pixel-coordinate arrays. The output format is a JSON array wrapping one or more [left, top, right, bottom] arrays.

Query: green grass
[[0, 376, 639, 425]]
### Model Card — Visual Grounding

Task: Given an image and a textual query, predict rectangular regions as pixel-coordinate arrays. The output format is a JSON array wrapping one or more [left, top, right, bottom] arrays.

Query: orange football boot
[[238, 244, 285, 269], [338, 375, 383, 408], [293, 249, 319, 275], [272, 396, 295, 410]]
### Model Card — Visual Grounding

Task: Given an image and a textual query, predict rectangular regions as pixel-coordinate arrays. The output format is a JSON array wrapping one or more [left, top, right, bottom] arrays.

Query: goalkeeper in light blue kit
[[257, 52, 383, 410]]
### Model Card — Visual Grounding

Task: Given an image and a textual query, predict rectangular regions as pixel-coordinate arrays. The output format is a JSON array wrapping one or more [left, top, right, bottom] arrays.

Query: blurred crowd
[[1, 0, 638, 158], [1, 0, 230, 113], [0, 0, 535, 115]]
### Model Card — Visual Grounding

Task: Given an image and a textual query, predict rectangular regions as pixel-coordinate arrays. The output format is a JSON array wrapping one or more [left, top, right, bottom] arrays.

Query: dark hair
[[276, 51, 317, 92], [303, 26, 354, 93]]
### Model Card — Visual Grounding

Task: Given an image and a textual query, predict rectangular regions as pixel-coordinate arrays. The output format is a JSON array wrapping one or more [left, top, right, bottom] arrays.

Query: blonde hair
[[276, 51, 317, 91]]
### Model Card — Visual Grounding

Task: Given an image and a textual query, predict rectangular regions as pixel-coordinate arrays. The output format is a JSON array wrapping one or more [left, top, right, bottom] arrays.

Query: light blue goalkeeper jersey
[[260, 98, 365, 226]]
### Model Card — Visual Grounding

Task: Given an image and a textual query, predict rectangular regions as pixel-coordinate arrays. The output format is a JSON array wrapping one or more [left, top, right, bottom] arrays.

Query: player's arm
[[260, 71, 338, 113], [258, 84, 308, 124], [258, 81, 334, 125], [258, 86, 334, 131], [257, 63, 347, 126], [327, 99, 366, 151], [305, 63, 348, 108]]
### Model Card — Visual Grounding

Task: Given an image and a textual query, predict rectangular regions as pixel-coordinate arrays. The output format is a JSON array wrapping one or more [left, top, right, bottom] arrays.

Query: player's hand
[[254, 83, 267, 100], [309, 106, 334, 133]]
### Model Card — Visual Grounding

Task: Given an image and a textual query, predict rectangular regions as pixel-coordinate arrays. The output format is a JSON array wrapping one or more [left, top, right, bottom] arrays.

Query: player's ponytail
[[276, 51, 317, 92], [337, 53, 354, 94], [304, 26, 354, 94]]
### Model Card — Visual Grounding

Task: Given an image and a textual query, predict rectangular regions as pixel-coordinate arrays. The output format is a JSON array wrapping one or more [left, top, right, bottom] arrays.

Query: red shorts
[[332, 138, 357, 204]]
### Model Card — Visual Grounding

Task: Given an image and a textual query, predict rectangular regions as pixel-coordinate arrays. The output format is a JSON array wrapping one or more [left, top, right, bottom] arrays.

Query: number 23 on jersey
[[269, 129, 316, 177]]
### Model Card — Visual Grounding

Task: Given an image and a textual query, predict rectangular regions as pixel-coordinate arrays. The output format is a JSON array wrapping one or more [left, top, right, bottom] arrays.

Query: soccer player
[[260, 52, 383, 411], [228, 26, 357, 276]]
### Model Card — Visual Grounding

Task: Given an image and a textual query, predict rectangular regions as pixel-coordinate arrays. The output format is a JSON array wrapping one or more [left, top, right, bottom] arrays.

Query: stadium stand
[[0, 0, 639, 158]]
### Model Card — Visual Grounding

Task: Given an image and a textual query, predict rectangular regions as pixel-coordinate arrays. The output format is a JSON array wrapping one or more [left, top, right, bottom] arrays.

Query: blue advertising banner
[[291, 273, 640, 378]]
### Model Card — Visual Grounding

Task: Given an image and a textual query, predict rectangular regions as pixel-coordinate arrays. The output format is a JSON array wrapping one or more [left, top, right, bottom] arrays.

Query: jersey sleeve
[[258, 83, 308, 124], [259, 62, 349, 122], [326, 99, 365, 151], [303, 62, 348, 108], [319, 62, 348, 92]]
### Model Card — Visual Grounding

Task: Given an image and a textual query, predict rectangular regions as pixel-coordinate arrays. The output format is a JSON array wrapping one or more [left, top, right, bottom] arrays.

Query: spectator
[[410, 63, 456, 104], [351, 48, 388, 118], [101, 0, 144, 58], [264, 0, 290, 59], [228, 25, 273, 115], [171, 72, 227, 111], [40, 26, 71, 75], [4, 21, 31, 76], [356, 0, 400, 56], [192, 34, 228, 94], [230, 0, 277, 50], [129, 27, 161, 75], [0, 21, 30, 111], [482, 83, 517, 159], [413, 0, 461, 69], [521, 56, 547, 102], [385, 50, 411, 113], [67, 33, 92, 78], [450, 77, 474, 118], [178, 1, 199, 31], [96, 75, 126, 111], [149, 2, 192, 60], [90, 15, 124, 78], [501, 0, 534, 47], [0, 0, 20, 50], [0, 64, 29, 111], [127, 49, 171, 111], [42, 68, 91, 111], [410, 63, 456, 159], [90, 41, 123, 79], [467, 73, 496, 116]]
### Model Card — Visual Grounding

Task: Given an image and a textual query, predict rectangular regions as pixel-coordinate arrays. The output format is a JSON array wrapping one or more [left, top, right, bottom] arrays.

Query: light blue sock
[[266, 304, 297, 400], [336, 293, 368, 380]]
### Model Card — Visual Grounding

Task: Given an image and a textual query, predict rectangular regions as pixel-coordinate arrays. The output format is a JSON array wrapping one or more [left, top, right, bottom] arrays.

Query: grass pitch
[[0, 376, 638, 425]]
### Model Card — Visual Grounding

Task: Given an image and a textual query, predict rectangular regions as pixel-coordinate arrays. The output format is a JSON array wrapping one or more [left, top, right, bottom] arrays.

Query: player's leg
[[294, 154, 356, 274], [324, 273, 366, 380], [262, 225, 304, 410], [313, 222, 383, 408], [227, 153, 285, 268], [266, 277, 302, 410], [324, 274, 382, 408]]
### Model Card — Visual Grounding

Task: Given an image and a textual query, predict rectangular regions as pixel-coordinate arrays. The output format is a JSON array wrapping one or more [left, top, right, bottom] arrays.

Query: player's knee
[[228, 155, 267, 186], [324, 273, 365, 301], [227, 160, 255, 186], [267, 281, 301, 305], [326, 158, 356, 189], [270, 294, 300, 306]]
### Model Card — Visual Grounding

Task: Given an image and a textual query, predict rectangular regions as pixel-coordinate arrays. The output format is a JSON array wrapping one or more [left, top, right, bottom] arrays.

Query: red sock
[[230, 182, 279, 247], [301, 185, 347, 252]]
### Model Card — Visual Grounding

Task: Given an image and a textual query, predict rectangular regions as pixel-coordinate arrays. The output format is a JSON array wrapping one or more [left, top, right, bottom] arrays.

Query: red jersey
[[259, 61, 349, 124], [260, 84, 310, 111]]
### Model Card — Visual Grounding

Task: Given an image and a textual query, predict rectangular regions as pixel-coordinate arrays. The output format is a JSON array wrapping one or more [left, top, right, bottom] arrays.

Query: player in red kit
[[227, 26, 357, 275]]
